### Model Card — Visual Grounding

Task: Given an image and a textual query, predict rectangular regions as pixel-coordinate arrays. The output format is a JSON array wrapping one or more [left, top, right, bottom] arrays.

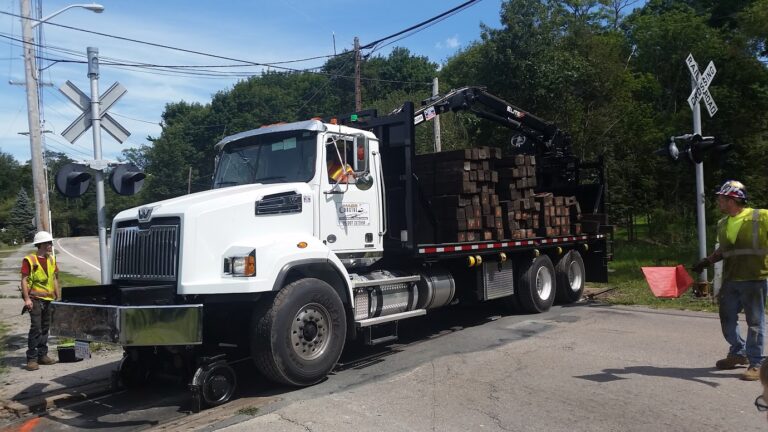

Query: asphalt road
[[54, 236, 102, 283], [214, 304, 767, 432], [14, 237, 767, 430], [7, 302, 766, 431]]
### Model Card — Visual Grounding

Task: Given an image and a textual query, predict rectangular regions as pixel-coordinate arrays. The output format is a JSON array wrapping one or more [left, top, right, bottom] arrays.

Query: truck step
[[355, 309, 426, 327], [363, 321, 400, 346]]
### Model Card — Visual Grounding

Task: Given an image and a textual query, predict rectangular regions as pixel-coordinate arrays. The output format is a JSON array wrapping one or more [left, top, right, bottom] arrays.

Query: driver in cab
[[327, 143, 355, 184]]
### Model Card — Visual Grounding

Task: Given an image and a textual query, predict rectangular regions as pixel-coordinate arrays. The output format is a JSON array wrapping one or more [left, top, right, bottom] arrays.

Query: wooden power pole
[[354, 37, 361, 111]]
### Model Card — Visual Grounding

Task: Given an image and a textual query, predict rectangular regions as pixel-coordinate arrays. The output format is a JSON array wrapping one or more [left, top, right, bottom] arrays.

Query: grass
[[59, 271, 98, 287], [236, 406, 260, 416], [590, 221, 719, 313]]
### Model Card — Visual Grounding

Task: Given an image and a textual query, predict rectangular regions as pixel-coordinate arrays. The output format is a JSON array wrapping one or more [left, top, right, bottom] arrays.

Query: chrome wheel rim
[[291, 303, 331, 361], [568, 259, 584, 293], [535, 265, 553, 300]]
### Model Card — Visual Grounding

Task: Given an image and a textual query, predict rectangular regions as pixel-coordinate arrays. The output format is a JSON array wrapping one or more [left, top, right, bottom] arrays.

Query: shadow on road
[[576, 365, 739, 387]]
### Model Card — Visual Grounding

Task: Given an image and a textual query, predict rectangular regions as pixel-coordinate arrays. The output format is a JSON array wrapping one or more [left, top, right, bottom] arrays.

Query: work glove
[[692, 258, 710, 274]]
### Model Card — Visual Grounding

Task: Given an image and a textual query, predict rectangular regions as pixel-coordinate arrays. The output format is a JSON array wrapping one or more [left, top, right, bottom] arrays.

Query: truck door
[[320, 132, 383, 256]]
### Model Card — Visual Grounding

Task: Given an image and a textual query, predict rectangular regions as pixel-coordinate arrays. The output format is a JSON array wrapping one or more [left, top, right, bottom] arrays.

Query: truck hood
[[114, 183, 312, 223], [111, 182, 319, 292]]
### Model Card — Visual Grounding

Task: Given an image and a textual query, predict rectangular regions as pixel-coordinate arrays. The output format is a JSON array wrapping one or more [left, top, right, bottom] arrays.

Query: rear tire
[[516, 255, 556, 313], [252, 278, 346, 386], [555, 251, 585, 304]]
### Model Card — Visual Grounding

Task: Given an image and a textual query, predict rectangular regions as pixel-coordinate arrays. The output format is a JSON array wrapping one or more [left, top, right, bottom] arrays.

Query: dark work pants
[[26, 298, 52, 360]]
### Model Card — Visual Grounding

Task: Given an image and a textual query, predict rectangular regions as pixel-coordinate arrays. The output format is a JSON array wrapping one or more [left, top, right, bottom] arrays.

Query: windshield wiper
[[214, 181, 240, 187]]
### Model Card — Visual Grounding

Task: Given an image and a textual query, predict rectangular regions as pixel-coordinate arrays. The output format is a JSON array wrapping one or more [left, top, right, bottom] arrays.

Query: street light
[[31, 4, 104, 28], [20, 0, 104, 233]]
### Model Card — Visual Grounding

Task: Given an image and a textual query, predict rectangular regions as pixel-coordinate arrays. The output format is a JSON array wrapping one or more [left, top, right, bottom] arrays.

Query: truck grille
[[113, 221, 179, 281]]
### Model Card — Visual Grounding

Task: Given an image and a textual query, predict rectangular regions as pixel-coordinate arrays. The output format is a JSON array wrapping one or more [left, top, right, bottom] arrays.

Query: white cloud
[[435, 35, 460, 50]]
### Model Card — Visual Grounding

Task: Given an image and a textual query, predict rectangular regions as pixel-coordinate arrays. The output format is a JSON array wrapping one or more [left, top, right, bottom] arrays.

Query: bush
[[647, 208, 697, 246]]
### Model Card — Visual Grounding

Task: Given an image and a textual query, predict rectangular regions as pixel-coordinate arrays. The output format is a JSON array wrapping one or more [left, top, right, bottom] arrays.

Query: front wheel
[[252, 278, 346, 386], [516, 255, 556, 313]]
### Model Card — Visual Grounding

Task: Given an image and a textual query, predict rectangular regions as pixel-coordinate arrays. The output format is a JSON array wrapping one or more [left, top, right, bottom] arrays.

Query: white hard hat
[[33, 231, 53, 245]]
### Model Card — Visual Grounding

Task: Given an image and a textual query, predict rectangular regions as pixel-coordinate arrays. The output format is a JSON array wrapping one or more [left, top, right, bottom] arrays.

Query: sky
[[0, 0, 504, 164]]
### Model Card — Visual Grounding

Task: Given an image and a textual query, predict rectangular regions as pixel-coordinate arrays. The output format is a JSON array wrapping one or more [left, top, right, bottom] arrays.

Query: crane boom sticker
[[338, 203, 370, 226]]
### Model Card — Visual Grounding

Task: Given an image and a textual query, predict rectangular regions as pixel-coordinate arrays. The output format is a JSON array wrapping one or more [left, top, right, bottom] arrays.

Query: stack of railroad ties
[[415, 147, 582, 244]]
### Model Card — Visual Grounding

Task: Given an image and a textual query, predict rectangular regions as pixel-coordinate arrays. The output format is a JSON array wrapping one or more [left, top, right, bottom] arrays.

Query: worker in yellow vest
[[694, 180, 768, 381], [21, 231, 61, 371]]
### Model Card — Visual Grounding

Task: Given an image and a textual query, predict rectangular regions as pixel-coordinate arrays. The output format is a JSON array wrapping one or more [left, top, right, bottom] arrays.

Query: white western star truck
[[53, 87, 610, 408]]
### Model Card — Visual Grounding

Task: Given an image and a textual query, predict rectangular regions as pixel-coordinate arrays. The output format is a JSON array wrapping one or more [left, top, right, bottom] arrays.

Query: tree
[[8, 188, 35, 243]]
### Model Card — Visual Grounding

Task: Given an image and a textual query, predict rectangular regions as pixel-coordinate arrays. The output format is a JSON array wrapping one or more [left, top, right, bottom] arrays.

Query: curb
[[1, 378, 113, 417]]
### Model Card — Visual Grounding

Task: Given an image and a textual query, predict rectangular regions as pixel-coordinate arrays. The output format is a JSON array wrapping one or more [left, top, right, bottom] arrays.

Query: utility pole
[[20, 0, 50, 232], [87, 47, 109, 283], [354, 37, 361, 111], [432, 77, 442, 152]]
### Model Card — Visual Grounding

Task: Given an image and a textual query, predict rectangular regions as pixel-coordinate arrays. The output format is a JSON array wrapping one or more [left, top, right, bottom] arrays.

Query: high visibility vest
[[717, 208, 768, 281], [23, 254, 56, 301]]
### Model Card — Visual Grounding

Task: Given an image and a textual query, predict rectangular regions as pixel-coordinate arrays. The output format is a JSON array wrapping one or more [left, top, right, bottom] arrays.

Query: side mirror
[[55, 163, 92, 198], [355, 172, 374, 191]]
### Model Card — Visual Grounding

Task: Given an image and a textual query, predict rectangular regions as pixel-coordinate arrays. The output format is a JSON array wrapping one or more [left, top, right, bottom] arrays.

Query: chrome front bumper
[[52, 302, 203, 346]]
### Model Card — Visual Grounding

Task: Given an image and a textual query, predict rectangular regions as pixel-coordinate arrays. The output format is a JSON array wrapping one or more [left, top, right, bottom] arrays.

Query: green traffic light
[[350, 114, 358, 122]]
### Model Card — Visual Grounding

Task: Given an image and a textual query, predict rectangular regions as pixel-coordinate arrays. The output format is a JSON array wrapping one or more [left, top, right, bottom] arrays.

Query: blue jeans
[[719, 279, 768, 366]]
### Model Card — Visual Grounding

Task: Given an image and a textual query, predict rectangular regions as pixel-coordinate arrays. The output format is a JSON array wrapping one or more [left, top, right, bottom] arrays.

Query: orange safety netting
[[641, 265, 694, 298]]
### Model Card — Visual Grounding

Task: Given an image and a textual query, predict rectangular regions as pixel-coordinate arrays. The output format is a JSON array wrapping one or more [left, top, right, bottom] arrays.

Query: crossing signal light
[[109, 163, 146, 196], [55, 163, 92, 198], [687, 134, 716, 163], [654, 134, 729, 164]]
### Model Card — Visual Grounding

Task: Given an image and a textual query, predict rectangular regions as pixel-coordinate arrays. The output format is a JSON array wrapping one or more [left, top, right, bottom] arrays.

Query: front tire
[[516, 255, 556, 313], [252, 278, 346, 386]]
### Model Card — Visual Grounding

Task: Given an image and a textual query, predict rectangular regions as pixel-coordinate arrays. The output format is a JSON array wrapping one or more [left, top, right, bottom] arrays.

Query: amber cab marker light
[[245, 256, 256, 276]]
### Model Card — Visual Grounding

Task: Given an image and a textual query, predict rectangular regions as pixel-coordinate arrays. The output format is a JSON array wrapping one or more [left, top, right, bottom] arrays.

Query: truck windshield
[[213, 130, 317, 188]]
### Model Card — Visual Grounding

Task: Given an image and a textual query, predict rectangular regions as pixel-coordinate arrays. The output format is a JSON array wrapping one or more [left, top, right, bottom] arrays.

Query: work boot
[[741, 366, 761, 381], [26, 360, 39, 371], [38, 355, 57, 365], [715, 354, 749, 370]]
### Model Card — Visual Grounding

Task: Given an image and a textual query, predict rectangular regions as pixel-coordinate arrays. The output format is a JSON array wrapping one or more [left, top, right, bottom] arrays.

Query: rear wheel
[[516, 255, 556, 313], [252, 278, 346, 386], [555, 251, 585, 303]]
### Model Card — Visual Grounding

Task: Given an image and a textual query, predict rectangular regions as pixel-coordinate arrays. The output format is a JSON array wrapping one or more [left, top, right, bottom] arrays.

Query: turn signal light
[[297, 241, 308, 249], [245, 256, 255, 276]]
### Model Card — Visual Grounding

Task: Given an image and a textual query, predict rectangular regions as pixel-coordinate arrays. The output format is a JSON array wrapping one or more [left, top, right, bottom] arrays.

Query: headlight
[[223, 249, 256, 277]]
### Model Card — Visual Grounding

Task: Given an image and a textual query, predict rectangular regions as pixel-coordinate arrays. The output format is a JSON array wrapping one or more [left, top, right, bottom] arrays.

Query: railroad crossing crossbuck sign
[[59, 80, 131, 143], [685, 54, 717, 117]]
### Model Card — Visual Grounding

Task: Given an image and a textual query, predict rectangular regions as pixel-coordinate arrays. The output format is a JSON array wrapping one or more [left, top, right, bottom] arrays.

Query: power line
[[360, 0, 481, 50], [0, 9, 351, 72], [110, 111, 161, 126]]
